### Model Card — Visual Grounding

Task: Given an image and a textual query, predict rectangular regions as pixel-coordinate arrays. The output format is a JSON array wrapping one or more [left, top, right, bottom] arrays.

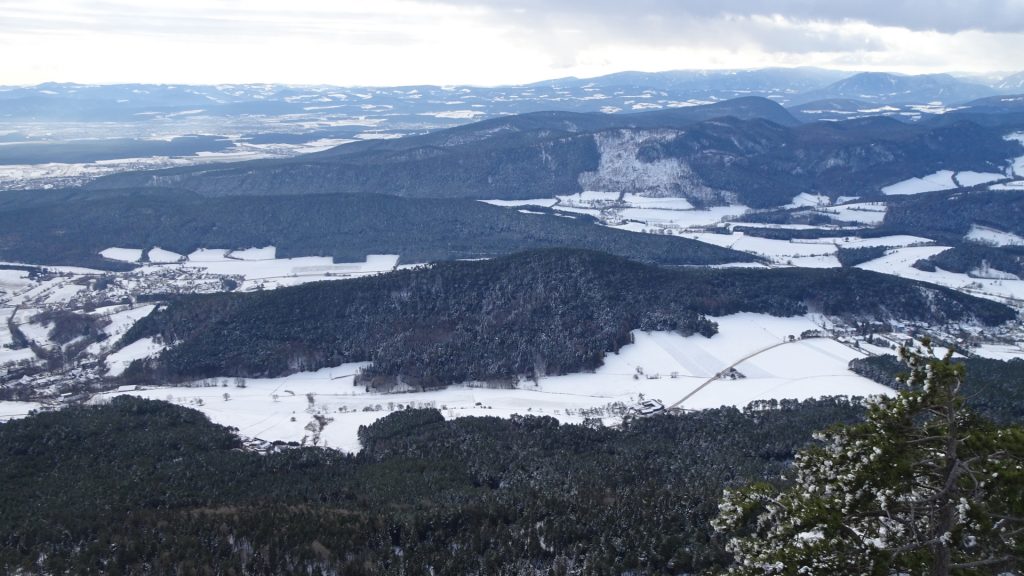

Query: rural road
[[666, 337, 825, 411]]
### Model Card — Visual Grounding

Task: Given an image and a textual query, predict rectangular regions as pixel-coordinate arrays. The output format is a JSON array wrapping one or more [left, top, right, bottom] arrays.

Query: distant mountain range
[[2, 68, 1022, 187], [788, 72, 997, 106], [89, 96, 1023, 208], [1, 69, 1019, 125]]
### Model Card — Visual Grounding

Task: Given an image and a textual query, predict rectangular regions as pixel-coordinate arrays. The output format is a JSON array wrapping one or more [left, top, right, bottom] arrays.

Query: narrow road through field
[[665, 337, 825, 411]]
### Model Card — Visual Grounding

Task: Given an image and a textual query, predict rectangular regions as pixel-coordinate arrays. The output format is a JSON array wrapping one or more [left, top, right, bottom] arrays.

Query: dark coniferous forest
[[0, 190, 753, 269], [0, 396, 867, 575], [122, 249, 1014, 387]]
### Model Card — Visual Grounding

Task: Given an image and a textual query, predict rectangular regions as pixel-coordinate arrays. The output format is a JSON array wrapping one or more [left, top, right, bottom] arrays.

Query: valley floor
[[92, 313, 891, 452], [5, 176, 1024, 453]]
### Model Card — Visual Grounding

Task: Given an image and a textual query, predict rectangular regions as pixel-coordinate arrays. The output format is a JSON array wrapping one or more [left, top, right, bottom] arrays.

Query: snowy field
[[972, 343, 1024, 361], [670, 231, 930, 267], [957, 171, 1006, 187], [0, 401, 43, 422], [100, 247, 144, 263], [883, 166, 1018, 196], [483, 193, 748, 229], [857, 246, 1024, 303], [817, 202, 889, 225], [480, 198, 559, 208], [616, 206, 749, 228], [94, 313, 892, 453], [991, 181, 1024, 191], [1005, 133, 1024, 178], [0, 305, 36, 365], [105, 337, 166, 377], [229, 246, 277, 260], [965, 224, 1024, 246], [0, 269, 33, 296], [147, 247, 184, 263], [620, 193, 694, 210], [785, 193, 829, 209], [99, 246, 401, 290], [0, 138, 355, 191], [882, 170, 957, 195]]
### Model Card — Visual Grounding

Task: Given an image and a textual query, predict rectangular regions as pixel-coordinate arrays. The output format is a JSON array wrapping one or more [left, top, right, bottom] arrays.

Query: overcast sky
[[1, 0, 1022, 86]]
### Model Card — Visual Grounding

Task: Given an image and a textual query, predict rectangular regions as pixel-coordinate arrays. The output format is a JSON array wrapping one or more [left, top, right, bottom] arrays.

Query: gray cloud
[[0, 2, 423, 42], [1, 0, 1020, 85], [435, 0, 1024, 35]]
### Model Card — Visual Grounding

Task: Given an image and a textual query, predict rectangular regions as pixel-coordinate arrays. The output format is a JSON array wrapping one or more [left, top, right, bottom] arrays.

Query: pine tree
[[713, 342, 1024, 575]]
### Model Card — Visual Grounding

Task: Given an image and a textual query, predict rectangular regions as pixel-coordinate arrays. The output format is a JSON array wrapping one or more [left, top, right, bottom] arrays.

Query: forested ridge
[[883, 190, 1024, 242], [913, 244, 1024, 277], [0, 396, 867, 575], [122, 249, 1015, 387], [84, 97, 798, 201], [877, 191, 1024, 276], [0, 191, 753, 269], [635, 117, 1019, 207], [84, 106, 1020, 208]]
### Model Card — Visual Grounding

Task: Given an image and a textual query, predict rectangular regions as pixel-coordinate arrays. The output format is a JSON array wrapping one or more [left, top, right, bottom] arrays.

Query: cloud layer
[[438, 0, 1024, 35], [0, 0, 1020, 85]]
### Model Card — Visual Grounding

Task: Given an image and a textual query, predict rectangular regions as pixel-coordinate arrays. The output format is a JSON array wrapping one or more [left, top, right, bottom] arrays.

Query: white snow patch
[[972, 343, 1024, 361], [957, 171, 1004, 187], [105, 337, 166, 377], [970, 263, 1018, 280], [19, 320, 51, 346], [175, 252, 400, 290], [681, 232, 928, 267], [612, 205, 750, 229], [147, 247, 183, 263], [187, 248, 231, 262], [857, 246, 1024, 303], [882, 170, 957, 196], [480, 198, 559, 209], [100, 247, 143, 263], [0, 347, 36, 366], [1005, 133, 1024, 178], [990, 180, 1024, 191], [83, 305, 157, 358], [786, 193, 830, 209], [0, 401, 43, 421], [354, 132, 403, 141], [419, 110, 486, 119], [0, 269, 32, 294], [965, 224, 1024, 247], [817, 202, 888, 225], [228, 246, 277, 260], [620, 193, 694, 210], [559, 191, 620, 204], [44, 283, 86, 305]]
